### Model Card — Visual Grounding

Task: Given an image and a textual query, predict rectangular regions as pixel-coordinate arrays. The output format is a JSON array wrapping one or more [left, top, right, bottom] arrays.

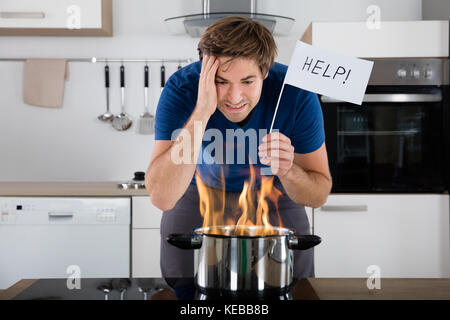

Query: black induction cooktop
[[13, 278, 171, 300], [12, 277, 318, 301]]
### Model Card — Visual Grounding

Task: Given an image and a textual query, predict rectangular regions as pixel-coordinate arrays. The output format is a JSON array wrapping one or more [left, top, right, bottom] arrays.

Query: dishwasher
[[0, 197, 130, 290]]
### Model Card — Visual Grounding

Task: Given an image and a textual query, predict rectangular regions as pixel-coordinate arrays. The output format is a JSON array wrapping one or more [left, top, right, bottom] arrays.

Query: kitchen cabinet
[[131, 196, 162, 278], [313, 194, 450, 278], [0, 0, 112, 36], [301, 21, 449, 58]]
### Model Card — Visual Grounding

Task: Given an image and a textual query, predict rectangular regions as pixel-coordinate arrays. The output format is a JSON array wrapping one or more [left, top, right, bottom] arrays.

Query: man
[[146, 16, 332, 288]]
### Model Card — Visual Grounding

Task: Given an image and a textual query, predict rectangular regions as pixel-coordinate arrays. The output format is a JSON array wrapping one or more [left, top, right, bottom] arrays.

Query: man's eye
[[243, 81, 253, 85], [215, 81, 227, 85]]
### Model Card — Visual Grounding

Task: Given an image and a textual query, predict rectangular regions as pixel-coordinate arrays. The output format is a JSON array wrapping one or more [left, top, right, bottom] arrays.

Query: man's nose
[[227, 84, 243, 104]]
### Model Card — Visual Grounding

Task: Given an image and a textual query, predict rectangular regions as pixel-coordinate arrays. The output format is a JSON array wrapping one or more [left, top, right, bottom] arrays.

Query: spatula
[[137, 65, 155, 135]]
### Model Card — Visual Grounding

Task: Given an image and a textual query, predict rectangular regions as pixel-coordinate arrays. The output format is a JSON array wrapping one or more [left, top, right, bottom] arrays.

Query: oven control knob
[[397, 69, 407, 79], [412, 69, 421, 79], [424, 69, 433, 79]]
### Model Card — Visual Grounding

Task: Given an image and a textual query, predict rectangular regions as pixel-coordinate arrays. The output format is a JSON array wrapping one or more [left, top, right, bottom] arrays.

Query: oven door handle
[[319, 205, 368, 212], [320, 93, 442, 103]]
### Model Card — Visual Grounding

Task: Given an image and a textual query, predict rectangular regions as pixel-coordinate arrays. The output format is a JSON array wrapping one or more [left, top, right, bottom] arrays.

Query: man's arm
[[259, 133, 332, 208], [145, 110, 210, 211], [278, 143, 332, 208], [145, 55, 220, 211]]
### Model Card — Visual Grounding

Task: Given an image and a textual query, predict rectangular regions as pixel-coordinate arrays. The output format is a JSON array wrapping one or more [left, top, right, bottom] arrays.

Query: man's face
[[215, 57, 267, 123]]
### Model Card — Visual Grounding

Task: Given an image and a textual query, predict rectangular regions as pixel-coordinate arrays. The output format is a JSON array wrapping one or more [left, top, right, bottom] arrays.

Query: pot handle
[[167, 233, 202, 250], [288, 235, 322, 250]]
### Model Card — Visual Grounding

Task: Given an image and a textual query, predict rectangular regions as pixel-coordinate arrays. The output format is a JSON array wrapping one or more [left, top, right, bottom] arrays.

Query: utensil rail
[[0, 57, 193, 63]]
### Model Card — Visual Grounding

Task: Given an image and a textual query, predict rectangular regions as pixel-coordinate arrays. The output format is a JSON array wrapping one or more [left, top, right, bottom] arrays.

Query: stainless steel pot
[[167, 225, 321, 296]]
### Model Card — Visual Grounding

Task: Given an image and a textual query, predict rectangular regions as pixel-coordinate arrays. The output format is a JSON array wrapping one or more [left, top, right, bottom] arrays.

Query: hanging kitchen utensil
[[97, 64, 114, 122], [112, 64, 133, 131], [137, 65, 155, 135], [160, 63, 165, 93]]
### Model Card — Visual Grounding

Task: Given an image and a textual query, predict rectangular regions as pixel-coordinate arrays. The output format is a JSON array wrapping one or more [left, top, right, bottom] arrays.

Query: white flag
[[284, 41, 374, 105]]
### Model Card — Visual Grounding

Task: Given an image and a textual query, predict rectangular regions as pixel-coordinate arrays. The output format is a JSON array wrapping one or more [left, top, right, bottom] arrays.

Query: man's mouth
[[225, 103, 247, 113]]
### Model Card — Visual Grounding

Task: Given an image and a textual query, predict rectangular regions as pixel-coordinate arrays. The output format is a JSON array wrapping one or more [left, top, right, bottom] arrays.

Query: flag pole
[[269, 82, 286, 133]]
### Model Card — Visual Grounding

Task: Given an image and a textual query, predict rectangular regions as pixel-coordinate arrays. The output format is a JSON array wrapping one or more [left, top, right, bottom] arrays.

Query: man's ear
[[263, 72, 268, 80]]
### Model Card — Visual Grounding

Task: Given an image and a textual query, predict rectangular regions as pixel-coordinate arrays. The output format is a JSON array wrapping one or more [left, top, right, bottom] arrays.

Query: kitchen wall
[[0, 0, 422, 181]]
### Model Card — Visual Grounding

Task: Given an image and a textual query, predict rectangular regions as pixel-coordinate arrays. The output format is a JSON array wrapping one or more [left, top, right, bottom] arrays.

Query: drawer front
[[132, 196, 162, 228], [0, 0, 102, 28], [314, 194, 450, 278], [132, 229, 161, 278]]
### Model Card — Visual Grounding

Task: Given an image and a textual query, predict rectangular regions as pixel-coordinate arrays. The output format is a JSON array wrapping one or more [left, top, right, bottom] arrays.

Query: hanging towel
[[23, 59, 69, 108]]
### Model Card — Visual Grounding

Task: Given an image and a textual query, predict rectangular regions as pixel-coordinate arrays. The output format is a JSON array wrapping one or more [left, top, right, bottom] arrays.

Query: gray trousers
[[160, 181, 314, 282]]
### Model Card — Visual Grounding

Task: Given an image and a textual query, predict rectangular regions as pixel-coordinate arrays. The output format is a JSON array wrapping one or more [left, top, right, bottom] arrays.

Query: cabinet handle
[[48, 212, 74, 218], [320, 205, 368, 212], [0, 12, 46, 19], [321, 93, 442, 103]]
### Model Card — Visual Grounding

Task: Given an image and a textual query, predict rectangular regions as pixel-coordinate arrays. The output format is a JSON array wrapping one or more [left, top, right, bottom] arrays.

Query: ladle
[[112, 64, 133, 131], [97, 64, 114, 122]]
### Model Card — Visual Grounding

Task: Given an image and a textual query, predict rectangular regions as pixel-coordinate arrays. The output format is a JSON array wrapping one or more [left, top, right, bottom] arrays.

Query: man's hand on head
[[196, 55, 220, 117]]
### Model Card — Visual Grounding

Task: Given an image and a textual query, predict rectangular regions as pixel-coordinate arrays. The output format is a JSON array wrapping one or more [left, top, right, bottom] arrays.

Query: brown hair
[[197, 15, 277, 76]]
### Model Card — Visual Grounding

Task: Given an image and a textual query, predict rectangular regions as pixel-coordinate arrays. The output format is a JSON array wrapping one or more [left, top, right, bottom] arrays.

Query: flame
[[256, 175, 283, 236], [235, 163, 257, 234], [195, 169, 225, 235], [196, 164, 283, 236]]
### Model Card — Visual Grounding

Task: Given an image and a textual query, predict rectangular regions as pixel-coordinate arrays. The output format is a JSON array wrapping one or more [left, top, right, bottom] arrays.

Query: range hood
[[165, 0, 295, 37]]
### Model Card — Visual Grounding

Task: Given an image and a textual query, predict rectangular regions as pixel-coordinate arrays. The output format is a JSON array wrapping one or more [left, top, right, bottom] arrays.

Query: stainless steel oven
[[320, 58, 450, 193]]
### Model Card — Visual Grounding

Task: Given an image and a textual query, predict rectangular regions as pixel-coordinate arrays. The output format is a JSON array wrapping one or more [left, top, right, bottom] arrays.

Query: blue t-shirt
[[155, 61, 325, 192]]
